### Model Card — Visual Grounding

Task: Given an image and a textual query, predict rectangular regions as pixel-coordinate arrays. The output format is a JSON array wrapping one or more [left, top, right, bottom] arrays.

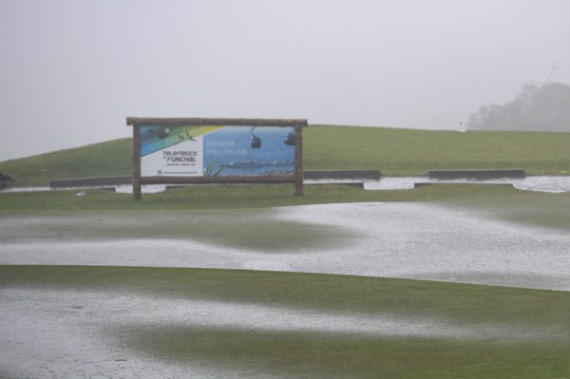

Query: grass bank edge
[[1, 183, 564, 211], [1, 126, 568, 186], [1, 263, 569, 291], [3, 264, 568, 330], [2, 185, 568, 234]]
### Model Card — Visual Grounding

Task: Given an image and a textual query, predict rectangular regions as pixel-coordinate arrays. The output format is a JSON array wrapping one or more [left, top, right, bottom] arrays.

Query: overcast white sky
[[1, 0, 568, 161]]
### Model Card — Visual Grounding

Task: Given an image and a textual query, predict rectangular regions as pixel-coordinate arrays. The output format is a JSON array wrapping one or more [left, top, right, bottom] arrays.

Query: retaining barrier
[[428, 169, 525, 179]]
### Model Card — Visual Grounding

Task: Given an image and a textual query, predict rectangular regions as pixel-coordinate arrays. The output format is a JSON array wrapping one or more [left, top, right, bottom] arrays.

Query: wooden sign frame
[[126, 117, 307, 201]]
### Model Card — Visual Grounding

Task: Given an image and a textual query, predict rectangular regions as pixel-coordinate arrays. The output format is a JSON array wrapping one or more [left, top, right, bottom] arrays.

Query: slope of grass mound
[[0, 138, 132, 186], [305, 125, 569, 175], [0, 126, 568, 186]]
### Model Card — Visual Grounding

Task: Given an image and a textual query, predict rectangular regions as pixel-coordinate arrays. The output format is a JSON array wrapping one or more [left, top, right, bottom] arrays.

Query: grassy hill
[[305, 125, 568, 174], [0, 125, 568, 186], [0, 138, 132, 187]]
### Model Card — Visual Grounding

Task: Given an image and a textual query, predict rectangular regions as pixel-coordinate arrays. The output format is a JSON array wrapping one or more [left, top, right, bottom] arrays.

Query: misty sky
[[1, 0, 568, 161]]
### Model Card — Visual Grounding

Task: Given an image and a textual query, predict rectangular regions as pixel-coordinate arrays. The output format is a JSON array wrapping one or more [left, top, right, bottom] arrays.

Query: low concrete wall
[[428, 169, 525, 179], [414, 182, 515, 189]]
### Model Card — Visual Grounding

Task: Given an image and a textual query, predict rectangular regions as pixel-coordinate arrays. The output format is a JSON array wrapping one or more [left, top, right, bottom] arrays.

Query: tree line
[[467, 82, 569, 132]]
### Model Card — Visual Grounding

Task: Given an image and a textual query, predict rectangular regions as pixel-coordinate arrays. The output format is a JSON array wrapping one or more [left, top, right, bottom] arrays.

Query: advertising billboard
[[140, 125, 296, 178]]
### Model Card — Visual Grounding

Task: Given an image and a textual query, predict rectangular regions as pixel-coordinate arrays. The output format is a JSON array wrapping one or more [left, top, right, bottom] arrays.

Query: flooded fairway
[[1, 266, 568, 379], [1, 200, 568, 290], [1, 196, 569, 377]]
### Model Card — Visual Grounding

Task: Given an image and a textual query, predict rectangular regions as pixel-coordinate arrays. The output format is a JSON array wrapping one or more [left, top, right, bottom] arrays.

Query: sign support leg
[[294, 124, 304, 196], [132, 124, 142, 201]]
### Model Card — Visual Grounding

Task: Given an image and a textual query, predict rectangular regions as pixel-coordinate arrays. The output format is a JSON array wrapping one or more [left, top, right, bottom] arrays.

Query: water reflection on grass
[[116, 324, 568, 379], [0, 210, 358, 252], [2, 266, 568, 378]]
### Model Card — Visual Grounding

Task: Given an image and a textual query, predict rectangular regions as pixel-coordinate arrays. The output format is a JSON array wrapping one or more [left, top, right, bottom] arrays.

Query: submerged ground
[[1, 265, 568, 379], [1, 186, 569, 378], [1, 195, 569, 290]]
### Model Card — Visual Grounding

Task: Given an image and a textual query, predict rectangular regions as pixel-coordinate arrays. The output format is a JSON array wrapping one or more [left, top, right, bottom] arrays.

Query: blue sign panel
[[140, 125, 295, 177], [203, 126, 295, 177]]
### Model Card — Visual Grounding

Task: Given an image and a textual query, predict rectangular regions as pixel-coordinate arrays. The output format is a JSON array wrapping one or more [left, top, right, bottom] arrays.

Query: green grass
[[1, 184, 569, 232], [0, 207, 357, 252], [0, 125, 568, 186], [1, 265, 568, 378], [305, 125, 569, 176], [1, 125, 568, 378], [1, 183, 510, 211], [126, 327, 566, 378], [2, 187, 567, 256], [0, 138, 131, 187]]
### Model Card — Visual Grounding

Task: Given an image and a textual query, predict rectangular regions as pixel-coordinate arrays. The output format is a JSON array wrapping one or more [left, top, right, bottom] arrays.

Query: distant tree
[[467, 82, 570, 132]]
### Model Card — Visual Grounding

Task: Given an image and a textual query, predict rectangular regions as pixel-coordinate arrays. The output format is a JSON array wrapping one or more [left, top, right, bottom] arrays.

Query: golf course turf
[[0, 125, 568, 378], [1, 265, 568, 378]]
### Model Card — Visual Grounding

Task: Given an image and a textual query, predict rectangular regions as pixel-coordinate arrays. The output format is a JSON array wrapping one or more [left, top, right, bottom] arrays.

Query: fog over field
[[0, 0, 569, 161]]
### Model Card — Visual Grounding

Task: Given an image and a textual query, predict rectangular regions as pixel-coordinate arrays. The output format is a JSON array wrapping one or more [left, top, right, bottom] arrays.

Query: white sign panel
[[141, 136, 203, 177]]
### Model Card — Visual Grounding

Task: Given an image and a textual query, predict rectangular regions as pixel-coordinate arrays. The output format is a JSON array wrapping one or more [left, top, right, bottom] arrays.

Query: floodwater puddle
[[1, 284, 563, 379], [0, 212, 358, 252], [1, 202, 568, 290]]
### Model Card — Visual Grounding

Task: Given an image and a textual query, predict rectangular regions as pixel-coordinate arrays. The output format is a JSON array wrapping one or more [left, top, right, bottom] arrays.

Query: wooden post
[[132, 124, 142, 201], [294, 124, 304, 196]]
